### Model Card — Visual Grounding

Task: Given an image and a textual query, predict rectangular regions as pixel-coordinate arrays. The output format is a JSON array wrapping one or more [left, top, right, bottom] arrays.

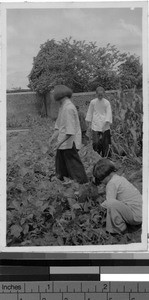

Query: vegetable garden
[[7, 89, 142, 247]]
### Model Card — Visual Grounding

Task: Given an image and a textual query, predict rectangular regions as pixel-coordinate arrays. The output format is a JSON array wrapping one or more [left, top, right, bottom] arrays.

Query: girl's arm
[[102, 102, 112, 132], [101, 181, 117, 208], [49, 129, 59, 146], [85, 101, 94, 124], [106, 181, 117, 201]]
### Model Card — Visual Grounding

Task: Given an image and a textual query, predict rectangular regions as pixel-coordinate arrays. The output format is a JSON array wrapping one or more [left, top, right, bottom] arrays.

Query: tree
[[28, 38, 142, 115], [87, 44, 128, 91], [28, 39, 67, 115], [118, 54, 142, 89]]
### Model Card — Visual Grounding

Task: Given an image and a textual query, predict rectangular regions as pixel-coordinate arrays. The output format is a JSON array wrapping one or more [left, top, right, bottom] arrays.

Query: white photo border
[[0, 1, 148, 253]]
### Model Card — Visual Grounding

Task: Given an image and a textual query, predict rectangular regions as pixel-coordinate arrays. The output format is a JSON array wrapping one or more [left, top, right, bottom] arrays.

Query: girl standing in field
[[49, 85, 88, 184], [85, 86, 112, 158], [93, 159, 142, 234]]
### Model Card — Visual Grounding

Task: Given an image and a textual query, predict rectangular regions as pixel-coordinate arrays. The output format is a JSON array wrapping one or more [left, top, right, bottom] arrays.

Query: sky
[[6, 5, 142, 89]]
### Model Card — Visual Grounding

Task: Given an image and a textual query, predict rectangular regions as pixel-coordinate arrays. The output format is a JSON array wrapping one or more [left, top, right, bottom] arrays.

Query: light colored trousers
[[103, 200, 141, 234]]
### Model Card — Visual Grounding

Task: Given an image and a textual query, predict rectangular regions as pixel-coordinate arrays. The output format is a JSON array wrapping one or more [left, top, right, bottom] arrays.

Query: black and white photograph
[[1, 1, 148, 252]]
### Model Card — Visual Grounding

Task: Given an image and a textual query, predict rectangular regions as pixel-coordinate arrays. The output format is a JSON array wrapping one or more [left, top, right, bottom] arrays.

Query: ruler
[[0, 281, 149, 300], [1, 263, 149, 299]]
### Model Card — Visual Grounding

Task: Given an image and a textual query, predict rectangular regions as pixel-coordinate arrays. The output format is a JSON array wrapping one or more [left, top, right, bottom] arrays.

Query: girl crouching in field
[[93, 159, 142, 234]]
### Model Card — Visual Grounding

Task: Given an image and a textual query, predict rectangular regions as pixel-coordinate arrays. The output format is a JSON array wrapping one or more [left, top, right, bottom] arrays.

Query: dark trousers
[[55, 143, 88, 184], [92, 129, 111, 158]]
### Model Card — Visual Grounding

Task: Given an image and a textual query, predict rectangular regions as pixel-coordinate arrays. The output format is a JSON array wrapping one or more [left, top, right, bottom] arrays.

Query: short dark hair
[[93, 158, 116, 183], [54, 85, 73, 101], [96, 86, 105, 94]]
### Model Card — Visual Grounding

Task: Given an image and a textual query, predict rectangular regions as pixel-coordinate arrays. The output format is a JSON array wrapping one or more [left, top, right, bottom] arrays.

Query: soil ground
[[7, 118, 142, 247]]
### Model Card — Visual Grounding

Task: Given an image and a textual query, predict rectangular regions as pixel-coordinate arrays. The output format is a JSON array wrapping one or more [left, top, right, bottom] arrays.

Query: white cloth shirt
[[85, 97, 112, 131], [101, 174, 142, 223], [55, 98, 82, 150]]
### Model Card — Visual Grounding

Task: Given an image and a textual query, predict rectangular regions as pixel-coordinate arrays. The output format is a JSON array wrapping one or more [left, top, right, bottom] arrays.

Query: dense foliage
[[109, 89, 142, 161], [7, 90, 142, 246], [118, 55, 142, 89], [28, 38, 142, 94], [7, 123, 142, 247]]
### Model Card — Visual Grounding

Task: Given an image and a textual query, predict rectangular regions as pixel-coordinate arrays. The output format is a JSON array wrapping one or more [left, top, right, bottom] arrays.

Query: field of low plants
[[7, 90, 143, 247]]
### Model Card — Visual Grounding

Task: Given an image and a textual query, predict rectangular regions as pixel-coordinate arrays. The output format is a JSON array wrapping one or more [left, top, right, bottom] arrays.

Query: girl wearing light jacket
[[86, 86, 112, 158], [93, 159, 142, 234]]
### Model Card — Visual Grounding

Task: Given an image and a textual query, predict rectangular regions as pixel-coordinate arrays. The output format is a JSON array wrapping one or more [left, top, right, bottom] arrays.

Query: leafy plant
[[7, 103, 142, 247], [109, 89, 142, 160]]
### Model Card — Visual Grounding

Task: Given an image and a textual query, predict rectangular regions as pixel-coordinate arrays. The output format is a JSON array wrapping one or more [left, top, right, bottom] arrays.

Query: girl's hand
[[102, 121, 110, 132], [47, 146, 54, 157]]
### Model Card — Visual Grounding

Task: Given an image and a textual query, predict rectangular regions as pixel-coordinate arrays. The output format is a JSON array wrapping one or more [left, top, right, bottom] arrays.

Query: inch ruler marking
[[0, 282, 149, 300]]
